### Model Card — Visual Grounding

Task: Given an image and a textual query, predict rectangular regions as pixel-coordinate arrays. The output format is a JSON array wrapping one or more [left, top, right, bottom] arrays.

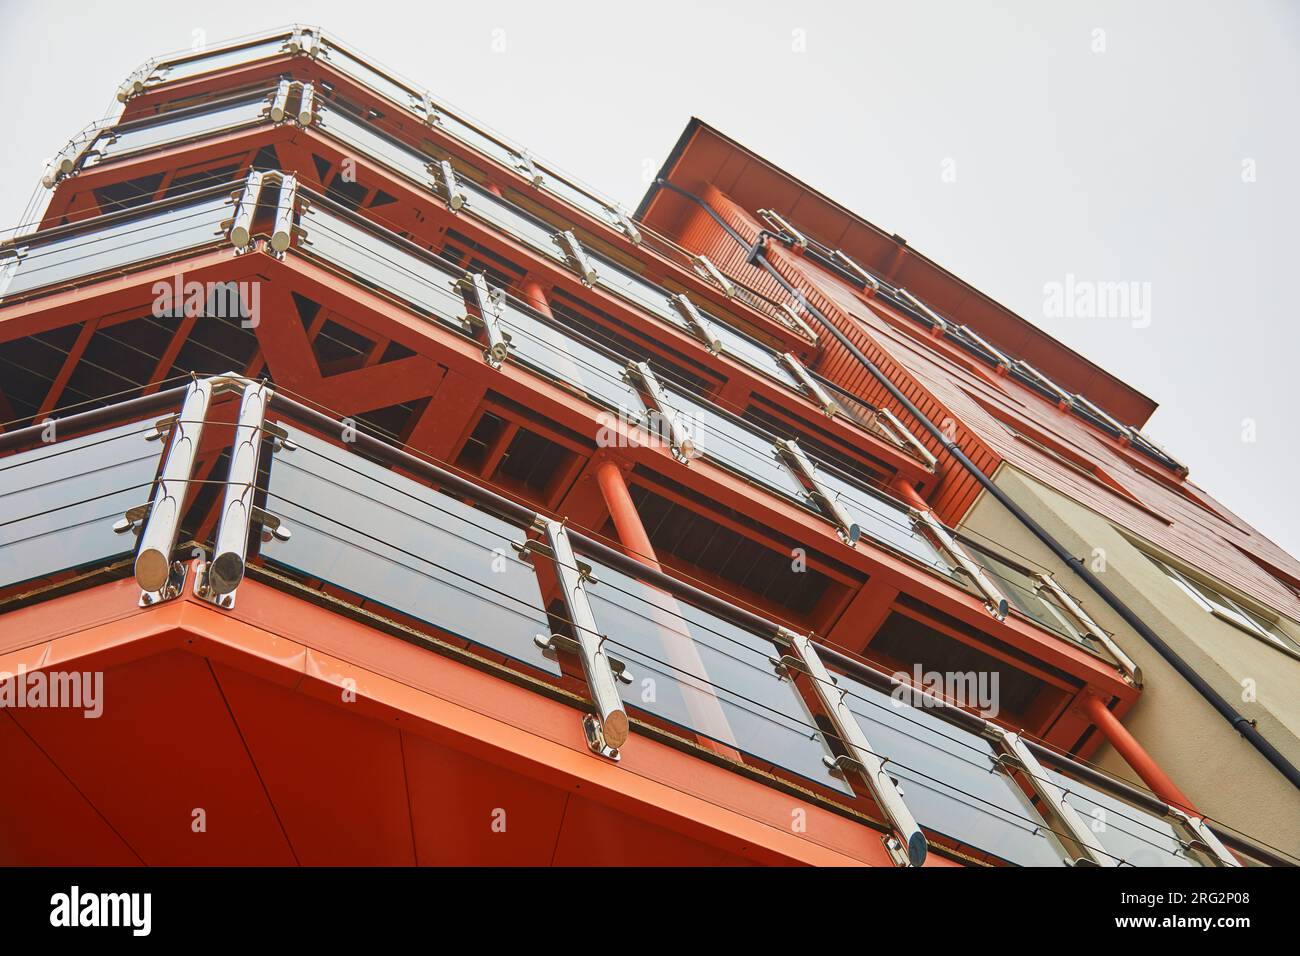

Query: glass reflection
[[811, 465, 954, 575], [0, 420, 161, 589], [299, 206, 465, 329], [152, 37, 288, 85], [967, 544, 1091, 647], [539, 170, 620, 224], [1047, 769, 1201, 867], [703, 310, 800, 388], [318, 41, 419, 111], [431, 110, 523, 172], [589, 255, 685, 329], [260, 426, 560, 675], [836, 672, 1070, 866], [303, 94, 801, 398], [581, 558, 851, 793], [315, 103, 433, 185], [92, 95, 269, 164], [659, 388, 808, 503], [0, 193, 231, 302], [461, 181, 566, 261], [497, 298, 646, 415]]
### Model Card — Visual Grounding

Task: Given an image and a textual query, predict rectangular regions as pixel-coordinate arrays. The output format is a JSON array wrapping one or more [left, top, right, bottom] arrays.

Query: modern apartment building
[[0, 27, 1294, 867]]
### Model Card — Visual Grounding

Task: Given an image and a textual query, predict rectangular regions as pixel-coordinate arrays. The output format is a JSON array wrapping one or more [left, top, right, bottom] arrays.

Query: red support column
[[592, 457, 741, 760], [890, 476, 929, 512], [519, 276, 552, 319], [595, 458, 660, 570], [894, 473, 1200, 814], [1079, 693, 1198, 813]]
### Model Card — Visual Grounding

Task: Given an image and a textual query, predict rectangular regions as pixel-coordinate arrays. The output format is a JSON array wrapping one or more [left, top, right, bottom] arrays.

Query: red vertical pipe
[[890, 476, 929, 512], [595, 458, 661, 570], [892, 475, 1200, 813], [519, 276, 552, 318], [1080, 694, 1198, 813]]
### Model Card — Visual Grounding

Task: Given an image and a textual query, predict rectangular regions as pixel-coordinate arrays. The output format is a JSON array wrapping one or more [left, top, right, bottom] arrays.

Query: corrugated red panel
[[698, 191, 999, 525], [665, 187, 1300, 623]]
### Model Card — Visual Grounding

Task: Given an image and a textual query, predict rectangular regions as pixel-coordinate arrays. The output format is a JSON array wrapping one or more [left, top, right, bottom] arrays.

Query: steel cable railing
[[2, 375, 1293, 865], [115, 28, 805, 335], [294, 208, 1088, 599], [0, 410, 1234, 867], [0, 182, 1110, 642], [0, 208, 1085, 622], [0, 465, 1172, 866]]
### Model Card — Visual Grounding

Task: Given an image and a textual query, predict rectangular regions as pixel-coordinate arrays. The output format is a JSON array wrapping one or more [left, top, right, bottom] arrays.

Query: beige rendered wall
[[959, 464, 1300, 860]]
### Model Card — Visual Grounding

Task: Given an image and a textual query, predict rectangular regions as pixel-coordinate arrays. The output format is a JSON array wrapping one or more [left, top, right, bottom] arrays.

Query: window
[[1147, 555, 1300, 655]]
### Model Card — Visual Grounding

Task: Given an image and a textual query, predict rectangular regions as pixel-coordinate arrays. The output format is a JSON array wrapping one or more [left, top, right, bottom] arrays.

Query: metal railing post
[[537, 517, 629, 757], [780, 628, 927, 866], [203, 382, 270, 603], [131, 378, 213, 598], [994, 729, 1117, 866]]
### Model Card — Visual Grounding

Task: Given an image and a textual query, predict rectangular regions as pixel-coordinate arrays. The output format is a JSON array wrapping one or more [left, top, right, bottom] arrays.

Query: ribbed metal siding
[[695, 189, 1000, 526]]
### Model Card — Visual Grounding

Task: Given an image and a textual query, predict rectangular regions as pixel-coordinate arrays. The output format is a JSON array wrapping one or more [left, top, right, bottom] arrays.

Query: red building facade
[[0, 28, 1291, 866]]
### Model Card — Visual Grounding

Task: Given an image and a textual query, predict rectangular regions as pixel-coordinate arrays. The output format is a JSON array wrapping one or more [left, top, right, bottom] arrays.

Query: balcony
[[0, 177, 1138, 691], [0, 374, 1255, 866], [74, 26, 1187, 498], [56, 28, 810, 352], [8, 24, 1282, 867], [40, 85, 932, 478]]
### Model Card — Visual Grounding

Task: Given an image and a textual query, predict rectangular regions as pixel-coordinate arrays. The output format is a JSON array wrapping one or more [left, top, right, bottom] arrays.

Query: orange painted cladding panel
[[821, 276, 1300, 623], [0, 577, 943, 867]]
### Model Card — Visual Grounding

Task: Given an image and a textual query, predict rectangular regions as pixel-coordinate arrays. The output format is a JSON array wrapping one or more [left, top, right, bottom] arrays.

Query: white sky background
[[2, 0, 1297, 557]]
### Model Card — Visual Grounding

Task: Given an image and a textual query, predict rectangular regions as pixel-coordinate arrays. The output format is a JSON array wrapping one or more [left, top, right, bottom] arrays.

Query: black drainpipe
[[656, 178, 1300, 793]]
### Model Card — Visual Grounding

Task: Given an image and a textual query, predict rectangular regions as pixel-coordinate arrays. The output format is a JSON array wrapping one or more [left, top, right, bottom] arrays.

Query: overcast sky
[[2, 0, 1296, 557]]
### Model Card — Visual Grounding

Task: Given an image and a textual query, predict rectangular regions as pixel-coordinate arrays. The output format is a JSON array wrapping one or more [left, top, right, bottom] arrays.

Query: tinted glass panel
[[461, 181, 564, 260], [0, 420, 161, 589], [812, 466, 954, 575], [590, 255, 685, 329], [540, 170, 619, 224], [582, 559, 851, 793], [432, 110, 523, 172], [153, 37, 287, 84], [836, 672, 1069, 866], [1048, 769, 1201, 867], [498, 299, 646, 416], [260, 426, 560, 675], [318, 41, 418, 110], [316, 104, 433, 185], [299, 206, 465, 327], [704, 311, 799, 388], [93, 96, 269, 163], [300, 104, 781, 386], [968, 545, 1088, 645], [0, 193, 231, 302], [661, 389, 808, 503]]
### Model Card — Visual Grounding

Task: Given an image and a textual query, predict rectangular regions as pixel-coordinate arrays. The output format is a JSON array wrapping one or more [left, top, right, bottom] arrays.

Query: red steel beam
[[1078, 692, 1198, 814]]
